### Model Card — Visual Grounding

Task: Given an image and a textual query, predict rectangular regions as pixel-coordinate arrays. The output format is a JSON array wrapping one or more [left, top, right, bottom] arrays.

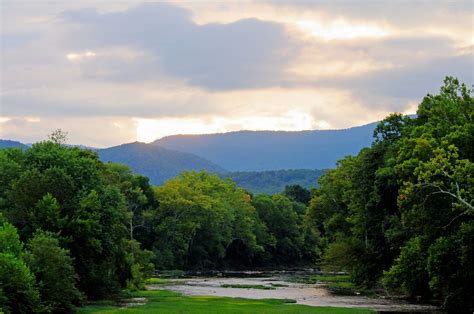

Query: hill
[[154, 123, 377, 171], [223, 169, 327, 195], [0, 139, 28, 149], [97, 142, 226, 185]]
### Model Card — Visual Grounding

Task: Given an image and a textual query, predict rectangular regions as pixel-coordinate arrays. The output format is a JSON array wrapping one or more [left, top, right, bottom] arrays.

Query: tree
[[284, 184, 311, 205], [0, 253, 40, 313], [312, 77, 473, 311], [25, 231, 83, 312], [0, 220, 40, 313], [48, 129, 68, 145], [252, 194, 303, 264], [0, 142, 135, 300], [153, 171, 264, 268]]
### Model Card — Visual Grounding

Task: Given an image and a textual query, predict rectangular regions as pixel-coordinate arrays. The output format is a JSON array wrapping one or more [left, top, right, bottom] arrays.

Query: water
[[149, 271, 440, 313]]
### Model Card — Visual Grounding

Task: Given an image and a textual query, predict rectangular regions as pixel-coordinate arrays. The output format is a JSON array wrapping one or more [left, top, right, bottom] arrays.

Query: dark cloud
[[61, 3, 298, 90]]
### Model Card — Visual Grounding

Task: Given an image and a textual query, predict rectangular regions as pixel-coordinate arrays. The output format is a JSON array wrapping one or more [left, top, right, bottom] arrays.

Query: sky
[[1, 0, 473, 147]]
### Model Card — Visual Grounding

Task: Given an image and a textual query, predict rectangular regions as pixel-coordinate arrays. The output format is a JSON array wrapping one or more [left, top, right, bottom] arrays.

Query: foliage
[[0, 221, 40, 313], [224, 169, 326, 194], [152, 172, 265, 269], [1, 77, 471, 312], [283, 184, 312, 205], [310, 77, 473, 311], [25, 230, 83, 312], [0, 253, 40, 313], [0, 140, 156, 309], [383, 237, 429, 296]]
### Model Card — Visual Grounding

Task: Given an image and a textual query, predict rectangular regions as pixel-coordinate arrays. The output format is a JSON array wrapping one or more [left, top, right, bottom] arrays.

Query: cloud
[[1, 1, 473, 146], [0, 116, 137, 147], [60, 3, 298, 90], [268, 0, 473, 27], [316, 53, 474, 112]]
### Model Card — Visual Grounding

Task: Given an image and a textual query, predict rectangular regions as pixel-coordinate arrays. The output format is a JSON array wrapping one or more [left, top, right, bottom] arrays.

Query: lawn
[[78, 289, 374, 314]]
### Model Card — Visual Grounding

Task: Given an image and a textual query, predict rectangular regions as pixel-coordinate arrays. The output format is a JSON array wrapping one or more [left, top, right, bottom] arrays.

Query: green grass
[[78, 289, 374, 314], [270, 283, 289, 287], [221, 284, 276, 290], [145, 277, 171, 285], [301, 274, 358, 296]]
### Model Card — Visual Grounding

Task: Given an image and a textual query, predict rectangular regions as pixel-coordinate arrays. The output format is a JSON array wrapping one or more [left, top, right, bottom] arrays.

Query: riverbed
[[149, 271, 440, 313]]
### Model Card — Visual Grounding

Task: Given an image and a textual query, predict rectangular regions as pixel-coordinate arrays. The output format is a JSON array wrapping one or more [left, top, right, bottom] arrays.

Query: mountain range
[[97, 142, 225, 185], [154, 122, 377, 171], [1, 121, 378, 191]]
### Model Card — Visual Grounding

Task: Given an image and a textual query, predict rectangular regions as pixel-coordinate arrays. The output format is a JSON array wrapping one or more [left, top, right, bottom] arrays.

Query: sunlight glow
[[296, 19, 389, 40], [25, 117, 40, 122], [66, 51, 96, 61], [134, 112, 325, 143]]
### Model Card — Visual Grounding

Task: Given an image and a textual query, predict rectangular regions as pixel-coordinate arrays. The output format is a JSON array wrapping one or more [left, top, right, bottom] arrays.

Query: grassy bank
[[78, 289, 374, 314], [300, 274, 359, 295]]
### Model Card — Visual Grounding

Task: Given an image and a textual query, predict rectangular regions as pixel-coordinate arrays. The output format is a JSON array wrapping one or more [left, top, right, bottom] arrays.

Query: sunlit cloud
[[295, 19, 389, 40], [25, 117, 41, 122], [134, 111, 323, 143], [1, 1, 472, 147], [66, 51, 96, 61]]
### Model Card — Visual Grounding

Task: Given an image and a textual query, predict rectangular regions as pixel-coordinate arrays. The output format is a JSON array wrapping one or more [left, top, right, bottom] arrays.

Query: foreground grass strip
[[221, 284, 276, 290], [79, 290, 374, 314]]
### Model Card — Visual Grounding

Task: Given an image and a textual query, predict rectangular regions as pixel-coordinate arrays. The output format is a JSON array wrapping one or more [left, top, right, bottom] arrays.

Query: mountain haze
[[0, 139, 28, 149], [97, 142, 225, 185], [154, 123, 377, 171], [2, 121, 379, 186], [223, 169, 327, 195]]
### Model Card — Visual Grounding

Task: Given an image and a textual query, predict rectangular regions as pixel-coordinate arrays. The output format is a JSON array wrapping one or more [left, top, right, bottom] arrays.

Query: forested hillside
[[0, 140, 27, 149], [224, 169, 326, 194], [97, 142, 226, 184], [0, 78, 472, 313], [155, 123, 377, 171]]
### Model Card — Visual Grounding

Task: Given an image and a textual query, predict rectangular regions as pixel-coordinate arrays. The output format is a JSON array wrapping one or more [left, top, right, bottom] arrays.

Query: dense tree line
[[223, 169, 326, 194], [309, 77, 473, 311], [0, 137, 317, 312], [0, 138, 156, 312]]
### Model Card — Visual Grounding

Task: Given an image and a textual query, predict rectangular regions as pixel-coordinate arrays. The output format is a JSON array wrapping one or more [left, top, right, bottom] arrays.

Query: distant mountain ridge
[[0, 139, 28, 149], [97, 142, 225, 185], [1, 120, 379, 186], [154, 122, 378, 171]]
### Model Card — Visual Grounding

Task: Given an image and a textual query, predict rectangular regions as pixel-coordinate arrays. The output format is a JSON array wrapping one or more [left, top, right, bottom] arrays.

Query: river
[[148, 271, 440, 313]]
